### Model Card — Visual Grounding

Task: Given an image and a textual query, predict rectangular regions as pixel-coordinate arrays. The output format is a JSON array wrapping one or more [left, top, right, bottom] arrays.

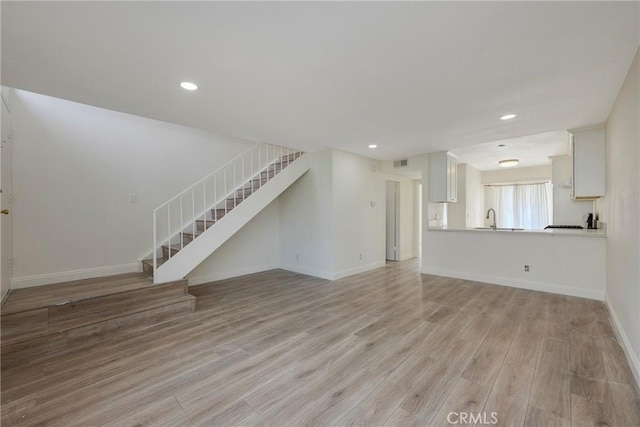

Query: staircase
[[1, 143, 307, 362], [143, 143, 308, 284]]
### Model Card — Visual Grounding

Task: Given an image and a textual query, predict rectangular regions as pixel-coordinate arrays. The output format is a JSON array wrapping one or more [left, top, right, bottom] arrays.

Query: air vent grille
[[393, 159, 408, 167]]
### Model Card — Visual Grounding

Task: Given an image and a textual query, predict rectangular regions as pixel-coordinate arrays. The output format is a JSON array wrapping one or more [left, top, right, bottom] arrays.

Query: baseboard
[[187, 264, 278, 286], [279, 264, 335, 281], [605, 294, 640, 389], [10, 263, 142, 289], [398, 254, 416, 262], [421, 267, 604, 301], [332, 261, 387, 281], [1, 288, 11, 306]]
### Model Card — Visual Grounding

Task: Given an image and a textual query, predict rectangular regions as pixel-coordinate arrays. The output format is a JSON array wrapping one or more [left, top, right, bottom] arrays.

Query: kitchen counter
[[427, 226, 606, 238], [423, 225, 606, 300]]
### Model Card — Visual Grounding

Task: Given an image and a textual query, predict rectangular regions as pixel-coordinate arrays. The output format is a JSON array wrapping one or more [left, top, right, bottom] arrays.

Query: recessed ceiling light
[[498, 159, 519, 168], [368, 144, 377, 149], [500, 114, 517, 120], [180, 82, 198, 91]]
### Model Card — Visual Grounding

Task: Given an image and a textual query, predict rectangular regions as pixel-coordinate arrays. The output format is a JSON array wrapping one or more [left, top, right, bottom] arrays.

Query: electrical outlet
[[524, 265, 530, 272], [359, 254, 362, 260], [8, 257, 13, 268]]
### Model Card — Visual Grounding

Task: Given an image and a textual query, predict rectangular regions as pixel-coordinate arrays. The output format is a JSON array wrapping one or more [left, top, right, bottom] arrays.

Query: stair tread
[[161, 244, 184, 250], [142, 258, 166, 268], [1, 273, 154, 315]]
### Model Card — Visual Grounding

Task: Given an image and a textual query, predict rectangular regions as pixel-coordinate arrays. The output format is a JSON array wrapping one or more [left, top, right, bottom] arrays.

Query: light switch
[[129, 193, 137, 203]]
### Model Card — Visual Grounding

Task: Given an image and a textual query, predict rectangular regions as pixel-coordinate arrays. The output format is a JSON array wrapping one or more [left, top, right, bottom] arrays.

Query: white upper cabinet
[[430, 151, 457, 203], [569, 126, 605, 200]]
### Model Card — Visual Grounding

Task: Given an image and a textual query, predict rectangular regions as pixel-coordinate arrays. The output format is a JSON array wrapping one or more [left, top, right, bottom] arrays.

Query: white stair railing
[[152, 142, 299, 283]]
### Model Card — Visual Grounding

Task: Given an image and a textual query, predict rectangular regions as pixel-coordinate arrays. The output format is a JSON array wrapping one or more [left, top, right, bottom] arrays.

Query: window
[[488, 183, 552, 229]]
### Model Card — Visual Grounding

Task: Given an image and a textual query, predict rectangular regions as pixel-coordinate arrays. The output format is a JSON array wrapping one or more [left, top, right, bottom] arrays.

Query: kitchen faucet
[[486, 208, 497, 230]]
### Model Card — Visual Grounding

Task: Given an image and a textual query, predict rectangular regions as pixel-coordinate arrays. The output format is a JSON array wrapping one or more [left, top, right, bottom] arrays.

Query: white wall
[[9, 88, 278, 287], [446, 163, 467, 229], [188, 200, 280, 285], [423, 230, 606, 300], [279, 150, 335, 279], [601, 48, 640, 385], [413, 180, 422, 259], [445, 163, 484, 229], [280, 149, 387, 280], [551, 155, 593, 225], [465, 164, 484, 228], [397, 178, 415, 260], [332, 150, 386, 277], [481, 164, 552, 184]]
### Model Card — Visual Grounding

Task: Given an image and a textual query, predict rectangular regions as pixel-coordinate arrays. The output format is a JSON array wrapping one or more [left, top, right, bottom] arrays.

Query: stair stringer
[[155, 154, 311, 284]]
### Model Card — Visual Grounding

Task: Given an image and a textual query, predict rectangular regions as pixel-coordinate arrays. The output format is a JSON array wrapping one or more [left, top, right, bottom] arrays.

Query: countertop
[[427, 226, 606, 238]]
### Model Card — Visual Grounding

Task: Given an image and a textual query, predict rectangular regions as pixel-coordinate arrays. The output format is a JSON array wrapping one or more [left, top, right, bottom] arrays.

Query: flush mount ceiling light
[[368, 144, 378, 149], [498, 159, 519, 168], [180, 82, 198, 91], [500, 114, 517, 120]]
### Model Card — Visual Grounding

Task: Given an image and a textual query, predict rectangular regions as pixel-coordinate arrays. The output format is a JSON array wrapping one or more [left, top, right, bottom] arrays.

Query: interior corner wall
[[9, 88, 270, 287], [397, 178, 415, 261], [551, 155, 593, 225], [331, 149, 385, 278], [187, 199, 280, 285], [278, 150, 334, 279], [465, 164, 484, 228], [602, 47, 640, 385], [446, 164, 467, 229]]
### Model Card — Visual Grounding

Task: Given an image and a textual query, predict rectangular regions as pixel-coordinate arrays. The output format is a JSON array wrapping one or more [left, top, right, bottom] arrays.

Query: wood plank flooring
[[2, 260, 639, 426], [2, 272, 154, 314]]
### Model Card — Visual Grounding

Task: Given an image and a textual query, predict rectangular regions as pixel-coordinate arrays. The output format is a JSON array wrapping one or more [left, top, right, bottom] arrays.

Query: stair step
[[142, 258, 166, 274], [0, 273, 153, 315], [161, 244, 183, 259], [225, 197, 244, 208], [1, 278, 193, 348], [197, 220, 219, 232], [181, 231, 202, 245], [1, 295, 196, 368]]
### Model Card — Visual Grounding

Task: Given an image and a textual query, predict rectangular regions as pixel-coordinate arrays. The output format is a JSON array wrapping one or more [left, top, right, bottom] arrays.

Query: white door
[[1, 91, 12, 300], [385, 181, 398, 261]]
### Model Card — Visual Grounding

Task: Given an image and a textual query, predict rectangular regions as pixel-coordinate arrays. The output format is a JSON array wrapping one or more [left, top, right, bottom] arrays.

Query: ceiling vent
[[393, 159, 409, 167]]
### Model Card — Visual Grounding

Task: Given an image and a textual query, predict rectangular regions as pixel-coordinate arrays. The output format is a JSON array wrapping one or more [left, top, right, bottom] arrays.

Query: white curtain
[[491, 183, 550, 229]]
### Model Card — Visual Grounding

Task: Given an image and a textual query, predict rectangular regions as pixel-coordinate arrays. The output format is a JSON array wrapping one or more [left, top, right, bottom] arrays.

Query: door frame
[[385, 179, 400, 261], [1, 88, 12, 304]]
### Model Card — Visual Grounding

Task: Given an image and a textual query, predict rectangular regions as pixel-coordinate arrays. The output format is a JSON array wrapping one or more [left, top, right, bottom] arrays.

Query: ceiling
[[2, 2, 639, 160], [451, 130, 569, 171]]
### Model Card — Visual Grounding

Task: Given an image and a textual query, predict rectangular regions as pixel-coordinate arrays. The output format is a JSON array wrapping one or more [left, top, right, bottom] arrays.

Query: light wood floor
[[2, 272, 154, 314], [2, 260, 639, 426]]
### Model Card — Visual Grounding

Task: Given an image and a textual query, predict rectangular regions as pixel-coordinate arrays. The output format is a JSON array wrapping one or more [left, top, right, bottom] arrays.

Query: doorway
[[385, 180, 399, 261], [1, 89, 12, 301]]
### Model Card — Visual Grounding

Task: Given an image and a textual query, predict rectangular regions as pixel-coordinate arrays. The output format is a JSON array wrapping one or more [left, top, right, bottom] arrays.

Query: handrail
[[151, 141, 300, 283], [153, 143, 258, 214]]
